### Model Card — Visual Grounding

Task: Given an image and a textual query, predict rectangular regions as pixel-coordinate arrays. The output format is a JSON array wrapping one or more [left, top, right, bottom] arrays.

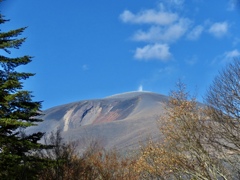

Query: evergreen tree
[[0, 4, 48, 180]]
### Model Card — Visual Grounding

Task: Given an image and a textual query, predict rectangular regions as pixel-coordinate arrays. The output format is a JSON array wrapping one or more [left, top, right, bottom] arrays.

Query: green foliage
[[0, 6, 49, 180]]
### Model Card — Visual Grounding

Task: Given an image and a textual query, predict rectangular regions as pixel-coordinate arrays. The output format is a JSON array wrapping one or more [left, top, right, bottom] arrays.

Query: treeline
[[0, 1, 239, 179]]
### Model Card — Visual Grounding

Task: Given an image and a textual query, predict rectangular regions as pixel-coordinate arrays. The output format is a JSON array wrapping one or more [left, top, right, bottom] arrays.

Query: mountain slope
[[28, 91, 169, 151]]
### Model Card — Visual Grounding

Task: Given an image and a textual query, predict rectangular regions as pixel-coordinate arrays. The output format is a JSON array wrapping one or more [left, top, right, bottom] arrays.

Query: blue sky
[[1, 0, 240, 109]]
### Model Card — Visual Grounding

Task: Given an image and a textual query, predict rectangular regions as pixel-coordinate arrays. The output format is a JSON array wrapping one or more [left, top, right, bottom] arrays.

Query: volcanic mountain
[[28, 91, 169, 151]]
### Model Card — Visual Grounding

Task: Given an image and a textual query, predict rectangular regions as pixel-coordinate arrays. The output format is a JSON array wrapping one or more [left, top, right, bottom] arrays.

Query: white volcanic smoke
[[138, 85, 143, 91]]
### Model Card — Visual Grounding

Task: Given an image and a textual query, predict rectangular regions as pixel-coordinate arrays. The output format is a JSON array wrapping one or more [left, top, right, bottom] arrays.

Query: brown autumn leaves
[[136, 60, 240, 179], [38, 60, 240, 180]]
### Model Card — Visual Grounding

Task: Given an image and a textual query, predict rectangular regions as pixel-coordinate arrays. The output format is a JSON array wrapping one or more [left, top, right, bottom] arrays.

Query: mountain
[[28, 91, 169, 152]]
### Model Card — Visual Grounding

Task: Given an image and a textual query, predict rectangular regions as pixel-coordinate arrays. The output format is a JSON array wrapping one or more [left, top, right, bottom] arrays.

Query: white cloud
[[164, 18, 191, 41], [213, 49, 240, 64], [224, 49, 240, 59], [134, 43, 171, 61], [133, 26, 162, 42], [120, 2, 210, 61], [187, 25, 204, 40], [208, 22, 228, 38], [133, 18, 191, 43], [120, 9, 178, 25]]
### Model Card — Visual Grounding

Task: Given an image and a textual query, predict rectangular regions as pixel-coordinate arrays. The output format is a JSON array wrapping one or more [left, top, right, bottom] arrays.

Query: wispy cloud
[[159, 0, 185, 10], [133, 18, 191, 43], [227, 0, 238, 11], [185, 55, 198, 65], [167, 0, 185, 6], [213, 49, 240, 64], [82, 64, 89, 71], [224, 49, 240, 59], [187, 25, 204, 40], [134, 43, 171, 61], [158, 66, 176, 74], [208, 22, 228, 38], [120, 9, 178, 25], [233, 37, 240, 46], [139, 65, 177, 92]]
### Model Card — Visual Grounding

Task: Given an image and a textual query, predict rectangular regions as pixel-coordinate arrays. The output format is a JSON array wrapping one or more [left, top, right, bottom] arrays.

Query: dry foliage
[[135, 82, 232, 180], [37, 129, 138, 180]]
